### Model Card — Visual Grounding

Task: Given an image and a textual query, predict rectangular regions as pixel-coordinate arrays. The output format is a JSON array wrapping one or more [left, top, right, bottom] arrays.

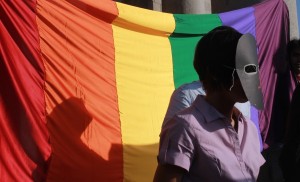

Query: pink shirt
[[158, 96, 265, 182]]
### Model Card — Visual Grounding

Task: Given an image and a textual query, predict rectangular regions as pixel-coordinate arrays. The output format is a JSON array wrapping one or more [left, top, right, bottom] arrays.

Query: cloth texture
[[158, 96, 265, 182], [163, 81, 262, 150], [1, 0, 291, 181]]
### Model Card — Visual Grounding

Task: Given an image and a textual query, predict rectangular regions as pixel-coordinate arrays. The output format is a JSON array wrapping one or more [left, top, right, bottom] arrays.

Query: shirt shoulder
[[158, 111, 201, 171], [177, 81, 206, 100]]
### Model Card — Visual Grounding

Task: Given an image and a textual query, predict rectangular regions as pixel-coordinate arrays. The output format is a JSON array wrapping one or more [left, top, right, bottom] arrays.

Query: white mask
[[235, 34, 264, 110]]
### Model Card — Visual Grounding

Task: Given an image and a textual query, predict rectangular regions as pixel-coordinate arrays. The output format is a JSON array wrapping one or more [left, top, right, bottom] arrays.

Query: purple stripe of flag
[[253, 0, 291, 149], [219, 7, 262, 151]]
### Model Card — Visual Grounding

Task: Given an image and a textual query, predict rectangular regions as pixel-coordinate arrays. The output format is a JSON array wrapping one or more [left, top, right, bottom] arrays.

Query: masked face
[[235, 34, 264, 110]]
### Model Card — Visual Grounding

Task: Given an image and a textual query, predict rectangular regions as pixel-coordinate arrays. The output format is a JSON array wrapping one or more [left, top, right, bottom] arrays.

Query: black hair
[[287, 39, 300, 83], [287, 39, 300, 62], [193, 26, 242, 92]]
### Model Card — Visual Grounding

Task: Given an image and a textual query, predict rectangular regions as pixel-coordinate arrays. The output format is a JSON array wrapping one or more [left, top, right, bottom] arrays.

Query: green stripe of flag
[[169, 14, 222, 88]]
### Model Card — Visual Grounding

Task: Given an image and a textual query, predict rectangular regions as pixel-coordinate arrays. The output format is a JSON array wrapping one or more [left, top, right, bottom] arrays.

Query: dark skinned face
[[290, 47, 300, 81]]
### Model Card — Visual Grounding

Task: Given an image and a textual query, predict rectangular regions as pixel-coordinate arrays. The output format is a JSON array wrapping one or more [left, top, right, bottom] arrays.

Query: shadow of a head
[[47, 97, 92, 137]]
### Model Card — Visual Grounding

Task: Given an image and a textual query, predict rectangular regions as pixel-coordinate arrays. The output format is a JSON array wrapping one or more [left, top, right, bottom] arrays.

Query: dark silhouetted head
[[193, 26, 242, 92]]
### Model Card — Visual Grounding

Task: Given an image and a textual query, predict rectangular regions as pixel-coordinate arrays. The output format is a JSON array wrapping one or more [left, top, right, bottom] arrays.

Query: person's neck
[[205, 92, 235, 121], [206, 93, 238, 131]]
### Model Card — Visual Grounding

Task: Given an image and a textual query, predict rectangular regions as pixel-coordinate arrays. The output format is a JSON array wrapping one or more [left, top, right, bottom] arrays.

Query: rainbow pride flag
[[1, 0, 293, 181]]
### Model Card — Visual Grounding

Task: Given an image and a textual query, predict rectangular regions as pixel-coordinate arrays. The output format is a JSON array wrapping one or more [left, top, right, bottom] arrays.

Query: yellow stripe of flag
[[113, 3, 175, 181]]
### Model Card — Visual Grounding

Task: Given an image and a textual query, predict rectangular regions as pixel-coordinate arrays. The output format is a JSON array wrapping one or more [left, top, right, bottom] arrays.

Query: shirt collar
[[193, 95, 245, 124]]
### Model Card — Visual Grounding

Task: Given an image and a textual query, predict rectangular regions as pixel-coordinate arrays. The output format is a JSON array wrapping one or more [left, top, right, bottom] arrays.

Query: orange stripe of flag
[[36, 0, 123, 181]]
